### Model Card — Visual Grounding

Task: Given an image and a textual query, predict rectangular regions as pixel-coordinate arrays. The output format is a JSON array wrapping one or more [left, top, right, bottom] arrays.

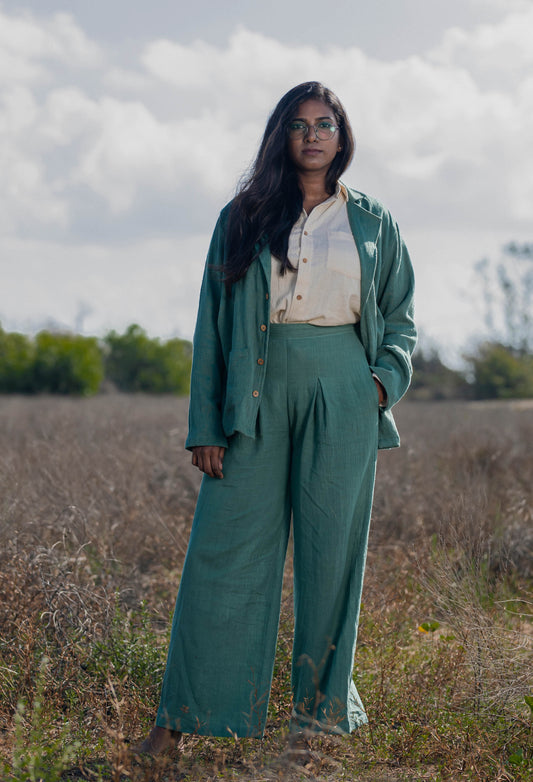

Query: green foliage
[[0, 328, 35, 392], [86, 597, 166, 696], [32, 331, 103, 395], [418, 620, 440, 633], [0, 323, 191, 395], [0, 326, 103, 395], [466, 341, 533, 399], [103, 323, 192, 394], [469, 242, 533, 399], [4, 657, 81, 782]]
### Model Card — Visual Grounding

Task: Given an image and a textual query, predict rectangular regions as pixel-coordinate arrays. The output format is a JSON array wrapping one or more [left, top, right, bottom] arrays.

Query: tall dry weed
[[0, 395, 532, 780]]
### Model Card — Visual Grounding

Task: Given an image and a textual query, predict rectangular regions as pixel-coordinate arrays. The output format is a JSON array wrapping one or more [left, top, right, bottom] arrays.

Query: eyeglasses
[[287, 120, 339, 141]]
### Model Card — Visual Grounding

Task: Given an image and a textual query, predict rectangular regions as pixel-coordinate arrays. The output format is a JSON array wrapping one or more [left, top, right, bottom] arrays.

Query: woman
[[136, 81, 416, 754]]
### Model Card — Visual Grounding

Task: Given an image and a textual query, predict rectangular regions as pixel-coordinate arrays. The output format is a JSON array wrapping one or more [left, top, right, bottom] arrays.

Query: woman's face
[[286, 98, 341, 178]]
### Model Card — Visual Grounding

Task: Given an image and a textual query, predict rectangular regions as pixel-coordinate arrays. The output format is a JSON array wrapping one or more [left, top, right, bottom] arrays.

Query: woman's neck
[[299, 173, 333, 214]]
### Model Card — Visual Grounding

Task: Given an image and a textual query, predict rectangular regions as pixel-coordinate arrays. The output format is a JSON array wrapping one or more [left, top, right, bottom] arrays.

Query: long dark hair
[[223, 82, 355, 288]]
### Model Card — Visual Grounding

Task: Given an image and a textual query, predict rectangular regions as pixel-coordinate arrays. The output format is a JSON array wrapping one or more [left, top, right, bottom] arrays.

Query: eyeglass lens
[[288, 123, 336, 140]]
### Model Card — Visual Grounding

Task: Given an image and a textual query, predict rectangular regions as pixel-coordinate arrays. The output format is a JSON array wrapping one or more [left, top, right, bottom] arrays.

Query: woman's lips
[[302, 148, 322, 155]]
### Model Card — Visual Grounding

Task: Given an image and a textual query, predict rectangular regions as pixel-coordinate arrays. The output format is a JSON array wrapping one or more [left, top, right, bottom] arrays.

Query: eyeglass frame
[[286, 120, 340, 141]]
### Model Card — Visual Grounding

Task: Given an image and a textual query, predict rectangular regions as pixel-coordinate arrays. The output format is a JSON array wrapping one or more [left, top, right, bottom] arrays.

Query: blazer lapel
[[345, 192, 382, 310]]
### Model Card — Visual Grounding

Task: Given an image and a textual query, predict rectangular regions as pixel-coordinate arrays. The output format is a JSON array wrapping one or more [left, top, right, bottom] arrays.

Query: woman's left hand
[[191, 445, 226, 479]]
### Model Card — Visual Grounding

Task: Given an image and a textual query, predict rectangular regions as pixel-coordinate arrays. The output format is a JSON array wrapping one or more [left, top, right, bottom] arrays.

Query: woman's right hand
[[191, 446, 226, 479]]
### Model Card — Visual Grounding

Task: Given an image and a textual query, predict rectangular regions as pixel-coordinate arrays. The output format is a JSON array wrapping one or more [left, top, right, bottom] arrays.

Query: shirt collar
[[299, 181, 348, 220], [337, 182, 348, 201], [318, 182, 347, 207]]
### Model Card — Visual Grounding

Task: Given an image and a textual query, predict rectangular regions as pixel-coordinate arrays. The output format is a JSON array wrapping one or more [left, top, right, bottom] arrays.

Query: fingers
[[191, 446, 225, 479], [373, 379, 384, 405], [373, 377, 387, 407]]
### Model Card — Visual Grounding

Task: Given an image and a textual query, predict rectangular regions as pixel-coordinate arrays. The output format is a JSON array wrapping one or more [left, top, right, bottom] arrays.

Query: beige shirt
[[270, 183, 361, 325]]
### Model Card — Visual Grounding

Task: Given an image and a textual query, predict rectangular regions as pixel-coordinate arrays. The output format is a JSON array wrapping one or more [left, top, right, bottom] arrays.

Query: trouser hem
[[289, 708, 369, 736], [155, 711, 265, 738]]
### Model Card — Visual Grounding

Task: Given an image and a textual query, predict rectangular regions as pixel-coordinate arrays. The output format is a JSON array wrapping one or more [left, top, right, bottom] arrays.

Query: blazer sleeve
[[185, 213, 229, 450], [369, 211, 417, 409]]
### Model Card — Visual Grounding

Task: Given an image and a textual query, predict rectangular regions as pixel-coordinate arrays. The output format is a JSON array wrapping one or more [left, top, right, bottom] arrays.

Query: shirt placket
[[287, 206, 325, 318]]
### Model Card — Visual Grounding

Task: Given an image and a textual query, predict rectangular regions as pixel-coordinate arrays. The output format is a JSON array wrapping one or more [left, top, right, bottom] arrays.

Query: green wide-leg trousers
[[156, 324, 379, 737]]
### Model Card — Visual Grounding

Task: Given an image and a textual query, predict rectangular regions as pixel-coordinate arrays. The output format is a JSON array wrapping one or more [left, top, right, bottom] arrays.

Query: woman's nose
[[304, 125, 318, 142]]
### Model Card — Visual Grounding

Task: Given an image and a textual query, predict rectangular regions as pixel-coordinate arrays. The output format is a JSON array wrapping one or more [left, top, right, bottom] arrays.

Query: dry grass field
[[0, 395, 532, 781]]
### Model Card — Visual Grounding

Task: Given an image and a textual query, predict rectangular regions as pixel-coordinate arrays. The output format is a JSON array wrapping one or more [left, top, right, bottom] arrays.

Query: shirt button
[[302, 257, 308, 263], [260, 324, 267, 332], [304, 231, 308, 236], [257, 358, 264, 365], [252, 390, 259, 398], [265, 293, 269, 300], [296, 294, 302, 300]]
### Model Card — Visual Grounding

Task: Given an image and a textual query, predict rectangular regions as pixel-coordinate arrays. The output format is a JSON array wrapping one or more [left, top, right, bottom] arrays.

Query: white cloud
[[0, 85, 38, 134], [430, 6, 533, 90], [41, 87, 99, 145], [141, 27, 315, 101], [2, 13, 533, 235], [0, 5, 532, 353], [0, 8, 102, 86], [104, 66, 155, 94], [137, 24, 533, 229]]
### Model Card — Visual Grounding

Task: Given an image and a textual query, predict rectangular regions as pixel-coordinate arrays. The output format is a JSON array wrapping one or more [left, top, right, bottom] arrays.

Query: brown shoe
[[130, 726, 183, 756]]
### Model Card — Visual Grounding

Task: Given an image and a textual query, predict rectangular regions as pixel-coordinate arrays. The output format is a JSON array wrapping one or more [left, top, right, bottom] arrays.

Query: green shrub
[[4, 657, 81, 782], [466, 341, 533, 399], [0, 327, 103, 395], [103, 324, 192, 394], [32, 332, 104, 395], [0, 329, 35, 393]]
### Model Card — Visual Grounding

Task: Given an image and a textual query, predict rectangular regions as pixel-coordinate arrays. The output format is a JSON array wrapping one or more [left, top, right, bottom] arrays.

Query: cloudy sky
[[1, 0, 532, 362]]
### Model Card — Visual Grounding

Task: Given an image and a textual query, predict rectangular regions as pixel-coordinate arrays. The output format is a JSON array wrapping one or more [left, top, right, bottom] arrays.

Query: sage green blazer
[[186, 185, 417, 451]]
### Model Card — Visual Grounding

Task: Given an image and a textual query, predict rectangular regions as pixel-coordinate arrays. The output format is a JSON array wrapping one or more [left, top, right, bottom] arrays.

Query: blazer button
[[257, 358, 264, 365], [260, 324, 267, 332], [252, 390, 259, 398]]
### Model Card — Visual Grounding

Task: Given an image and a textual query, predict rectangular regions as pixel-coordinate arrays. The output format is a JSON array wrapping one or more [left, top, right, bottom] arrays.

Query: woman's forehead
[[291, 98, 335, 120]]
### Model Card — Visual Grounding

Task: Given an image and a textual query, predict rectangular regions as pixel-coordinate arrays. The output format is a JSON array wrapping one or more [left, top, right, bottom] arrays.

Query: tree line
[[410, 342, 533, 400], [412, 241, 533, 400], [0, 324, 192, 396], [1, 242, 531, 399], [1, 321, 531, 400]]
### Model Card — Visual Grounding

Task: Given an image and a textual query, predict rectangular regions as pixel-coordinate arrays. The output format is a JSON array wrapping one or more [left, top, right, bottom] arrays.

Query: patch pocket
[[326, 230, 361, 279]]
